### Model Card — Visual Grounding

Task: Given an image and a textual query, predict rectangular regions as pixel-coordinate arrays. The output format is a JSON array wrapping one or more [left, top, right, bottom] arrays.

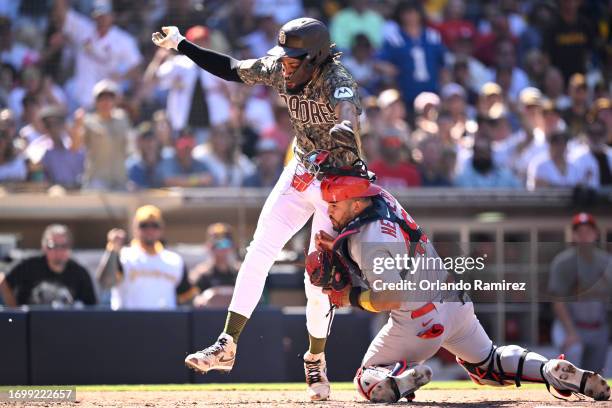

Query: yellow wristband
[[358, 290, 378, 313]]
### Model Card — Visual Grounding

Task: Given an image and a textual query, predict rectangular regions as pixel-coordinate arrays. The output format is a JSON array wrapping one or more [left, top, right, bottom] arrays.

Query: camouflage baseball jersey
[[237, 56, 362, 167]]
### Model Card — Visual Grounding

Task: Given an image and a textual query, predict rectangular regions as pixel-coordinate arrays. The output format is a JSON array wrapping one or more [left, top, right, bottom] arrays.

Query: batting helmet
[[321, 175, 382, 203], [267, 17, 331, 67]]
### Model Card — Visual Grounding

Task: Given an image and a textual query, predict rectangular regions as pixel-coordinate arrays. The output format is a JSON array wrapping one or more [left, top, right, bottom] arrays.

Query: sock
[[223, 311, 248, 343], [308, 334, 327, 355]]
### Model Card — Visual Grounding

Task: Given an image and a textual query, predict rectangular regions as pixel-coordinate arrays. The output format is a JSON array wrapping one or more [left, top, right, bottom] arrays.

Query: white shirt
[[526, 153, 583, 190], [24, 133, 71, 164], [112, 244, 185, 310], [157, 55, 231, 131], [62, 9, 142, 108], [493, 128, 548, 178], [570, 146, 612, 189]]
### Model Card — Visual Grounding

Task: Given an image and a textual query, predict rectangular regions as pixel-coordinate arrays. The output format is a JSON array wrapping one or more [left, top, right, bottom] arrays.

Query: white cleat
[[185, 333, 236, 374], [304, 351, 330, 401], [542, 358, 610, 401], [371, 364, 432, 403]]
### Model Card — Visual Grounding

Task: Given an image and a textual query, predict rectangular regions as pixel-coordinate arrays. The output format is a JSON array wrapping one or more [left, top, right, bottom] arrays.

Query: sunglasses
[[138, 222, 161, 230], [46, 243, 70, 250]]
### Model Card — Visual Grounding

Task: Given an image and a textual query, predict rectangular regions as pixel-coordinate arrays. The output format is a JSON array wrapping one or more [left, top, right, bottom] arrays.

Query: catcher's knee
[[354, 365, 400, 403]]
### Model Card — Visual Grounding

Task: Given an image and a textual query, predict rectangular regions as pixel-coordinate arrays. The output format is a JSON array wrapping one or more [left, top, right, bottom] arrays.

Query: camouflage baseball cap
[[267, 17, 331, 65]]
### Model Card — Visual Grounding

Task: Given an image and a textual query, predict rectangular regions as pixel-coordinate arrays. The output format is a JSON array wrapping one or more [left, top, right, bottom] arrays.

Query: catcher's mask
[[268, 17, 331, 93], [292, 149, 330, 192], [321, 175, 382, 203]]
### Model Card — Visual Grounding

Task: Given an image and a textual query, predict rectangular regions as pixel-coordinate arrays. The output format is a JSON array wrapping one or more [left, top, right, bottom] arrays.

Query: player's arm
[[0, 272, 17, 307], [152, 26, 243, 83], [97, 228, 126, 289]]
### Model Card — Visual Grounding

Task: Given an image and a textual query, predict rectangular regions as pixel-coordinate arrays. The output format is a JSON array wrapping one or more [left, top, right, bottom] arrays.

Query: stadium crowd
[[0, 0, 610, 191]]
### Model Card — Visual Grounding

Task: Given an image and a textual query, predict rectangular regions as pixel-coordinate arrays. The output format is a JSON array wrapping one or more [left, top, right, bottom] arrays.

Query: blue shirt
[[127, 157, 164, 189], [378, 26, 446, 107], [158, 157, 211, 183]]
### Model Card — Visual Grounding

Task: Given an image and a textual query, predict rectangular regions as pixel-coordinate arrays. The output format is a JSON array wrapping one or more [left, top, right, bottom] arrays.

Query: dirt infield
[[4, 389, 610, 408]]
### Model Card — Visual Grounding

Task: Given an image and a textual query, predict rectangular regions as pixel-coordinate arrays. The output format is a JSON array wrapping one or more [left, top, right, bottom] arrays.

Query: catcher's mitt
[[305, 249, 351, 291]]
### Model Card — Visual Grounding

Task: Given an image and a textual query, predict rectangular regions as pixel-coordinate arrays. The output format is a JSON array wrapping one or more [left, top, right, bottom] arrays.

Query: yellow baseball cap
[[134, 205, 164, 224]]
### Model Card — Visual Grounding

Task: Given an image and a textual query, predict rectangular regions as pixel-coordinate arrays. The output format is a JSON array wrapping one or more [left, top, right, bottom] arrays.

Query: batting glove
[[152, 26, 184, 51]]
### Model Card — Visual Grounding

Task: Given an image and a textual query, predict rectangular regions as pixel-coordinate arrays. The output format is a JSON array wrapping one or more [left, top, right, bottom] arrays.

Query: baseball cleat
[[542, 358, 610, 401], [185, 333, 236, 373], [304, 351, 330, 401]]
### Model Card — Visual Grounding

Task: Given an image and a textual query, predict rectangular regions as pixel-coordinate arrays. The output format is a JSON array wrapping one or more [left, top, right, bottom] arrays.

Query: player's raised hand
[[152, 26, 184, 50]]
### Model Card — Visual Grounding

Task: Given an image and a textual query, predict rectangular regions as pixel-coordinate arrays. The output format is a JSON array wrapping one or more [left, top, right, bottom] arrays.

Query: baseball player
[[306, 175, 610, 403], [152, 18, 363, 400]]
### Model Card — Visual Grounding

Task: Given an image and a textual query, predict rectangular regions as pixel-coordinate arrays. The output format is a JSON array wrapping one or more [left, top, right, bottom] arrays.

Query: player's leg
[[443, 302, 610, 401], [301, 191, 335, 400], [551, 320, 584, 367], [355, 309, 438, 403], [185, 160, 316, 373], [580, 325, 609, 374]]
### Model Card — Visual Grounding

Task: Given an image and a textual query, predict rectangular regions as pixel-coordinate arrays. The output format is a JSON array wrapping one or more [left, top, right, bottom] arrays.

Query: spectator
[[376, 88, 410, 136], [571, 119, 611, 188], [159, 129, 213, 187], [561, 73, 590, 137], [590, 97, 612, 146], [542, 66, 571, 110], [377, 0, 447, 111], [242, 138, 283, 187], [523, 49, 548, 90], [0, 124, 26, 182], [527, 130, 582, 190], [477, 82, 504, 118], [543, 0, 596, 82], [329, 0, 385, 51], [432, 0, 476, 51], [241, 14, 278, 58], [446, 30, 493, 94], [194, 123, 255, 187], [126, 121, 164, 190], [260, 96, 292, 154], [342, 34, 379, 96], [0, 224, 96, 307], [518, 2, 555, 64], [489, 38, 529, 102], [368, 128, 421, 188], [144, 26, 231, 140], [451, 58, 479, 106], [413, 91, 440, 137], [0, 16, 38, 71], [97, 205, 198, 309], [548, 213, 611, 374], [8, 66, 66, 121], [71, 80, 133, 190], [53, 0, 142, 109], [17, 93, 43, 144], [454, 133, 520, 188], [40, 105, 84, 189], [191, 223, 240, 308], [416, 135, 454, 187]]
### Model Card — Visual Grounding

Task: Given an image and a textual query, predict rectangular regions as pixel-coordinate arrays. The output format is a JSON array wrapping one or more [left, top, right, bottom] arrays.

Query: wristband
[[358, 290, 378, 313]]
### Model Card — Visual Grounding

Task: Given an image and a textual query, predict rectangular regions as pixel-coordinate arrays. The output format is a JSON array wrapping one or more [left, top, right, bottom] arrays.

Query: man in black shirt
[[0, 224, 96, 306]]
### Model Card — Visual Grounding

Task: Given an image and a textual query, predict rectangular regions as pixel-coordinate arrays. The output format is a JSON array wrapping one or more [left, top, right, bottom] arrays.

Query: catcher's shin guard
[[354, 362, 432, 403], [457, 345, 548, 387]]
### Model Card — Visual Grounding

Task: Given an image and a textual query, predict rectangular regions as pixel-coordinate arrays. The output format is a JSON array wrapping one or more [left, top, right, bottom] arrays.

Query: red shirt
[[369, 160, 422, 188], [431, 20, 476, 49]]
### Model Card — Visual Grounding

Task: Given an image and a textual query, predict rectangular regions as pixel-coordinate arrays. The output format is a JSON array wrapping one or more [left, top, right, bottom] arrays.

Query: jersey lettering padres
[[237, 56, 362, 167]]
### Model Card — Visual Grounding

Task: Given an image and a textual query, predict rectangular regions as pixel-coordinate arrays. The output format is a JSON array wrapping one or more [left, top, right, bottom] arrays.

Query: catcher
[[307, 175, 610, 403], [152, 18, 364, 400]]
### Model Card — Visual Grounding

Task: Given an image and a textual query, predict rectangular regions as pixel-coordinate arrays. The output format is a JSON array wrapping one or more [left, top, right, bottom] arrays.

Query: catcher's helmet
[[321, 176, 382, 203], [267, 18, 331, 66]]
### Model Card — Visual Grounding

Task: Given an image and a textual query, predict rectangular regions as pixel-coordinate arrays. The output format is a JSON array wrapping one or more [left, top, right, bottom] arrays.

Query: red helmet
[[321, 176, 382, 203]]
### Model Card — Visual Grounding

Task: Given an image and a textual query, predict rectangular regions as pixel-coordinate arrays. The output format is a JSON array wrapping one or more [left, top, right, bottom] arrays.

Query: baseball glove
[[305, 249, 351, 291]]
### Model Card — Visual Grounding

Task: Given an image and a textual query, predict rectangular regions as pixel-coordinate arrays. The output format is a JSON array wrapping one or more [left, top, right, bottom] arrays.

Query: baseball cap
[[185, 25, 209, 42], [441, 83, 466, 100], [377, 88, 401, 109], [93, 79, 120, 99], [571, 212, 597, 230], [38, 105, 66, 121], [134, 205, 164, 225], [91, 0, 112, 17], [414, 92, 440, 114], [590, 97, 611, 119], [480, 82, 502, 97], [519, 87, 542, 107]]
